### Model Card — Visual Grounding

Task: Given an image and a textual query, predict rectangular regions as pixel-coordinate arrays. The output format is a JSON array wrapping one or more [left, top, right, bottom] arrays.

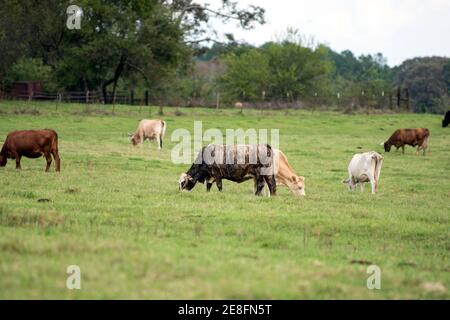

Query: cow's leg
[[44, 153, 52, 172], [370, 179, 376, 194], [139, 132, 145, 147], [255, 176, 266, 196], [206, 182, 213, 192], [401, 145, 405, 154], [51, 150, 61, 172], [422, 138, 429, 156], [155, 135, 161, 150], [14, 154, 22, 170], [417, 144, 426, 156], [359, 183, 365, 193], [264, 174, 277, 196], [215, 178, 223, 192], [159, 135, 163, 149], [349, 177, 356, 192]]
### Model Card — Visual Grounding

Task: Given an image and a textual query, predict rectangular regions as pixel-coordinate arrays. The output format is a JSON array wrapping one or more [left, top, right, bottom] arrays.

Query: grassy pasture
[[0, 101, 448, 299]]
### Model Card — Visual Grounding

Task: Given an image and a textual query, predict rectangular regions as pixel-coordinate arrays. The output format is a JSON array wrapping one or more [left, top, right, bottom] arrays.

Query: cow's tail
[[46, 129, 61, 171], [45, 129, 58, 150], [160, 120, 166, 149], [372, 153, 382, 190], [161, 121, 166, 139]]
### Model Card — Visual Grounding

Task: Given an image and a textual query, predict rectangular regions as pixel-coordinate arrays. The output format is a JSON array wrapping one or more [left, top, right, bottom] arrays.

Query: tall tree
[[0, 0, 265, 102], [394, 57, 450, 113]]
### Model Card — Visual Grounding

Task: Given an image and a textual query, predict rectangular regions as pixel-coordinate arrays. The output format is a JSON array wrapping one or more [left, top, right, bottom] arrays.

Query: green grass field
[[0, 101, 448, 299]]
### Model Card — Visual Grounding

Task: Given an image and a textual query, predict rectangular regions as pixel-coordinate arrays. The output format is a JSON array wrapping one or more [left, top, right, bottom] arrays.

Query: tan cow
[[271, 149, 306, 196], [129, 119, 166, 149]]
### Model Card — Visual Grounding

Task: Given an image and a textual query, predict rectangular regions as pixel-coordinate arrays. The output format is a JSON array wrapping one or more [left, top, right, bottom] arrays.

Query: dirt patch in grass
[[13, 108, 41, 115], [12, 191, 37, 199], [65, 188, 80, 194], [0, 210, 65, 228]]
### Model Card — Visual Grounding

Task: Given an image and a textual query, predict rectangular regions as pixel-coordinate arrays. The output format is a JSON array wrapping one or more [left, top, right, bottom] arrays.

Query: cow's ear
[[299, 176, 305, 181], [342, 179, 349, 184]]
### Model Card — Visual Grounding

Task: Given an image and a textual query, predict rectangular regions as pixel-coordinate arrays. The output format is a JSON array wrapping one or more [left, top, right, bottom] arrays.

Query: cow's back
[[348, 152, 376, 178], [139, 119, 164, 135], [4, 130, 56, 155], [273, 149, 294, 177], [389, 128, 429, 146], [199, 144, 273, 180]]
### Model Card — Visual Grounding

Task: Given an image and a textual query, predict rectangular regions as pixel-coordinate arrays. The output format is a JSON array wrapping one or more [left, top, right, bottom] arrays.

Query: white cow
[[129, 119, 166, 149], [343, 151, 383, 194]]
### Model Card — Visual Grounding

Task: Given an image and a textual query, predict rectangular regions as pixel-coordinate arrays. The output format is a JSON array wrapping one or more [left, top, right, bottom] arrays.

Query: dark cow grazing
[[443, 111, 450, 128], [383, 128, 430, 156], [0, 129, 61, 171], [179, 144, 277, 196]]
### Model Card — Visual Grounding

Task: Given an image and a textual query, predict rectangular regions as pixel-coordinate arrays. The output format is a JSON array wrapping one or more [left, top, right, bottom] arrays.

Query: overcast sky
[[205, 0, 450, 66]]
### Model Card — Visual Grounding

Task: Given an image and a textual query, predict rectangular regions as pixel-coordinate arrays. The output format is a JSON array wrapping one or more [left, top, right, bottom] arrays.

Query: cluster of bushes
[[168, 37, 449, 113]]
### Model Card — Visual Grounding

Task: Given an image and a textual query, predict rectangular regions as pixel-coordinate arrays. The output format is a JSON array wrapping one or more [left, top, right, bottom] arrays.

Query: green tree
[[220, 49, 271, 101], [264, 41, 332, 100], [394, 57, 450, 113], [5, 58, 54, 89], [0, 0, 265, 102]]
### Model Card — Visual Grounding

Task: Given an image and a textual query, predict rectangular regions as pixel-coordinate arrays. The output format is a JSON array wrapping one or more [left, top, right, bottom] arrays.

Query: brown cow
[[0, 129, 60, 171], [383, 128, 430, 156]]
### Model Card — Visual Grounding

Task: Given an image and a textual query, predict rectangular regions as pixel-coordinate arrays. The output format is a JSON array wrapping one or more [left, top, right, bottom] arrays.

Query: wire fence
[[1, 89, 149, 106], [0, 87, 412, 112]]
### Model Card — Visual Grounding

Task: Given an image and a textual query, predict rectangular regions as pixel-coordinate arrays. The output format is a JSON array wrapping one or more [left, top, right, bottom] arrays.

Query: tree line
[[0, 1, 448, 113]]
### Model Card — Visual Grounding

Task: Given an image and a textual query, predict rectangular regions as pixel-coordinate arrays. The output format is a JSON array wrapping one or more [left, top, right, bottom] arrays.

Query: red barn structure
[[11, 81, 42, 99]]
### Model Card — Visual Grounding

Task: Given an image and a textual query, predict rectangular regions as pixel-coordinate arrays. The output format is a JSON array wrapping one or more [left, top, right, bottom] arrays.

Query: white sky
[[204, 0, 450, 66]]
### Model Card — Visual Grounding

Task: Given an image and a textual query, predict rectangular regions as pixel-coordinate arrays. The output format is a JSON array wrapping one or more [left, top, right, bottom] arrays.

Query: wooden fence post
[[404, 88, 410, 111], [145, 91, 149, 106], [130, 90, 134, 106], [55, 93, 60, 111], [216, 91, 220, 110]]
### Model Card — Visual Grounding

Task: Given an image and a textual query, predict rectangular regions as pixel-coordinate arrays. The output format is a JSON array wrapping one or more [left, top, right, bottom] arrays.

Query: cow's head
[[0, 155, 6, 167], [342, 177, 356, 191], [128, 133, 140, 146], [179, 173, 196, 191], [443, 118, 450, 128], [383, 141, 391, 152], [290, 175, 306, 196]]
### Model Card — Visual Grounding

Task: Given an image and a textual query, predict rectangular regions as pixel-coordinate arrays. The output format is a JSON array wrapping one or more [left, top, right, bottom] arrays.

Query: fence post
[[145, 90, 149, 106], [404, 88, 410, 111], [85, 90, 89, 104], [55, 93, 60, 111], [216, 91, 220, 110], [130, 90, 134, 106]]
